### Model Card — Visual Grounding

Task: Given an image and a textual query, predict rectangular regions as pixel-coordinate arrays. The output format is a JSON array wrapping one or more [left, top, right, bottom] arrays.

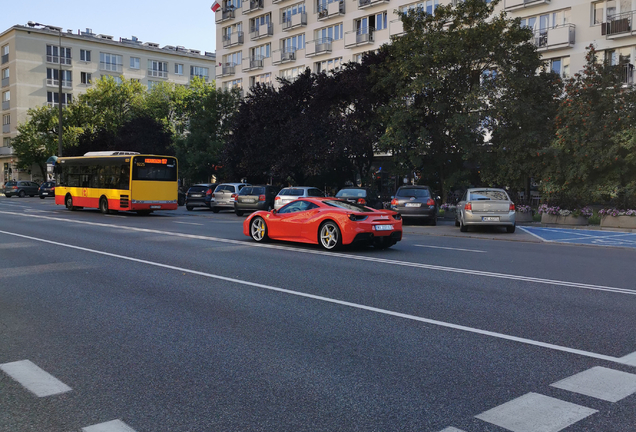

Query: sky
[[1, 0, 217, 54]]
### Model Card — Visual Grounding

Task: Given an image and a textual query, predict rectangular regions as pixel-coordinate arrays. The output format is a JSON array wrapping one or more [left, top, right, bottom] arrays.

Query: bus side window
[[118, 164, 130, 190]]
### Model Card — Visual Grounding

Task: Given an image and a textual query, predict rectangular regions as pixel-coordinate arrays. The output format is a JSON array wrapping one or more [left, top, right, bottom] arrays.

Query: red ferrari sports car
[[243, 197, 402, 250]]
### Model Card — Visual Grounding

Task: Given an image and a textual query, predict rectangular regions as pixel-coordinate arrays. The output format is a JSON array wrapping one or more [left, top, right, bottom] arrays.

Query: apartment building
[[213, 0, 636, 91], [0, 24, 216, 183]]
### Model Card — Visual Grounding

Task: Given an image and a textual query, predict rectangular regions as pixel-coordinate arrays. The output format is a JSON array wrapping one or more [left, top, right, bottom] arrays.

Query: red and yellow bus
[[54, 153, 178, 215]]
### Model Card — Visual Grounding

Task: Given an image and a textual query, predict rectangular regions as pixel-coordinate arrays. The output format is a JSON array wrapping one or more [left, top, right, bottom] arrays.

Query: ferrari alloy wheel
[[319, 221, 342, 251], [250, 217, 268, 242]]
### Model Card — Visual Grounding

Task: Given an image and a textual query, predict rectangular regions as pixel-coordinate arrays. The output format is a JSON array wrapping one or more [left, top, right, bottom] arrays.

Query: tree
[[373, 0, 546, 200]]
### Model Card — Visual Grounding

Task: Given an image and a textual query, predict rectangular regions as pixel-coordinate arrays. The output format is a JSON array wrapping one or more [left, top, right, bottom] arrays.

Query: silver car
[[273, 186, 324, 210], [455, 188, 516, 233], [211, 183, 250, 213]]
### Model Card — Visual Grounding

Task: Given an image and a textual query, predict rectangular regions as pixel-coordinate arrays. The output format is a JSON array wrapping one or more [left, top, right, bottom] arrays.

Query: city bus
[[54, 152, 178, 215]]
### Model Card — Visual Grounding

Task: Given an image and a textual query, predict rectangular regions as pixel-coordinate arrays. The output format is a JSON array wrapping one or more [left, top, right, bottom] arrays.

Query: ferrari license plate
[[374, 224, 394, 231], [405, 203, 421, 207], [482, 216, 499, 222]]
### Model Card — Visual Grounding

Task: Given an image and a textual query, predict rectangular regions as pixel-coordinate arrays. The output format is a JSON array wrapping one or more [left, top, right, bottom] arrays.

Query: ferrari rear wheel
[[250, 217, 268, 242], [319, 221, 342, 251]]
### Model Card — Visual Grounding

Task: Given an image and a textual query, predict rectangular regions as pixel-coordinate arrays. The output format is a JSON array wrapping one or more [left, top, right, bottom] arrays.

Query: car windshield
[[470, 190, 509, 201], [324, 200, 375, 212], [188, 186, 208, 193], [336, 189, 367, 198], [396, 188, 430, 198], [282, 188, 305, 196]]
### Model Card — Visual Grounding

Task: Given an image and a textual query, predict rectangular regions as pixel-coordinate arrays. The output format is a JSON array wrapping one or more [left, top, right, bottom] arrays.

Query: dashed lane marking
[[0, 359, 71, 397], [414, 244, 486, 253], [82, 419, 137, 432]]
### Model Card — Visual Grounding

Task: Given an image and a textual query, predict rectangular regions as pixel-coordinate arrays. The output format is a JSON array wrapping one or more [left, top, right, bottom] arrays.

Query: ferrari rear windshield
[[324, 200, 374, 212]]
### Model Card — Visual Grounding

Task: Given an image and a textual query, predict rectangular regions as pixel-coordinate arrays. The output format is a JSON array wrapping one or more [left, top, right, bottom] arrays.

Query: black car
[[3, 180, 40, 197], [234, 185, 280, 216], [390, 185, 438, 225], [38, 181, 56, 199], [335, 187, 384, 210], [185, 183, 218, 211]]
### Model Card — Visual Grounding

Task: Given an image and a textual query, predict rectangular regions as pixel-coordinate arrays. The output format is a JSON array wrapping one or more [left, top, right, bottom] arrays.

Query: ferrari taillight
[[357, 198, 366, 205], [259, 194, 266, 201], [426, 198, 435, 206], [464, 202, 472, 211]]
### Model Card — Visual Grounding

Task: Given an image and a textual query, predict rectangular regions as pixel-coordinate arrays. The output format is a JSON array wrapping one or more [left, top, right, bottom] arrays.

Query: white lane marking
[[0, 229, 633, 366], [0, 359, 72, 397], [0, 211, 634, 297], [414, 244, 486, 253], [173, 221, 204, 226], [82, 419, 137, 432], [551, 366, 636, 402], [475, 393, 597, 432], [619, 351, 636, 367], [439, 428, 467, 432]]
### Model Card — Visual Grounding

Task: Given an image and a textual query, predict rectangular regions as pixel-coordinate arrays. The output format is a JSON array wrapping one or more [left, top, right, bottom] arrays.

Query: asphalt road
[[1, 196, 635, 432]]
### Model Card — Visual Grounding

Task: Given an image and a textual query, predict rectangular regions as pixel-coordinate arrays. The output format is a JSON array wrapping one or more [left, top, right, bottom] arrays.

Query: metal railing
[[222, 31, 244, 47], [148, 69, 168, 78], [243, 0, 263, 13], [100, 62, 123, 72], [603, 11, 634, 36], [282, 12, 307, 30], [317, 1, 344, 19], [530, 24, 575, 49], [46, 55, 72, 65], [46, 79, 72, 88], [250, 24, 273, 39]]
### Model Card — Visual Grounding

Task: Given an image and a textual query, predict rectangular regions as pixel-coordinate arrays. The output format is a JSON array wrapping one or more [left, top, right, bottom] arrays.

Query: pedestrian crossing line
[[619, 351, 636, 366], [550, 366, 636, 403], [475, 392, 597, 432], [0, 359, 71, 397], [82, 419, 137, 432]]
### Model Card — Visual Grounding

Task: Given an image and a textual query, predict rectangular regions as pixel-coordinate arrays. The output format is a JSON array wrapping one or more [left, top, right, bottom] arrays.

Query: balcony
[[389, 19, 404, 37], [1, 78, 7, 88], [0, 146, 13, 155], [358, 0, 389, 8], [100, 62, 123, 73], [46, 79, 72, 88], [216, 64, 237, 77], [242, 0, 264, 14], [223, 31, 244, 47], [243, 55, 265, 72], [2, 124, 9, 133], [216, 8, 236, 23], [305, 38, 332, 57], [2, 101, 8, 110], [1, 54, 9, 64], [344, 27, 375, 48], [317, 1, 344, 20], [148, 69, 168, 78], [250, 24, 273, 40], [602, 11, 636, 38], [504, 0, 549, 12], [282, 12, 307, 31], [272, 0, 289, 3], [272, 48, 296, 65], [46, 55, 72, 66], [531, 24, 575, 51]]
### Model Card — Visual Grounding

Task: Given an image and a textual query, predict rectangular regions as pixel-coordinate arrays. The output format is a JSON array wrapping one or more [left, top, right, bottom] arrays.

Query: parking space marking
[[82, 419, 137, 432], [0, 359, 72, 397], [475, 392, 597, 432], [415, 244, 486, 253], [550, 366, 636, 402], [1, 228, 635, 366], [519, 227, 636, 249]]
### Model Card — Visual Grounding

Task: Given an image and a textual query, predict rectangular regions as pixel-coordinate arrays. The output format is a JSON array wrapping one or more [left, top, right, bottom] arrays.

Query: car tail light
[[212, 192, 217, 198], [275, 196, 281, 201], [51, 187, 55, 192], [231, 193, 237, 200], [12, 186, 17, 189], [348, 214, 368, 221], [509, 203, 515, 211], [392, 213, 402, 220], [391, 198, 397, 206], [357, 198, 367, 205], [426, 198, 435, 206], [259, 194, 266, 201], [464, 202, 472, 211], [206, 189, 212, 196]]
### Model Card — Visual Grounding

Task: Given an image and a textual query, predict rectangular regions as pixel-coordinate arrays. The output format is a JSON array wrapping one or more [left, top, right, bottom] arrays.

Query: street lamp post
[[27, 21, 63, 157]]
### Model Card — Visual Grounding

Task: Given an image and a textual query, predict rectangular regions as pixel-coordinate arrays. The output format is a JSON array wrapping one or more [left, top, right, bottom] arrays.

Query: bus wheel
[[65, 195, 75, 211], [99, 197, 110, 214], [136, 210, 152, 216]]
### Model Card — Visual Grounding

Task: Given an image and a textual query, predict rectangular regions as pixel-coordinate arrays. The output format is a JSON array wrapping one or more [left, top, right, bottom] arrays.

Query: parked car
[[335, 187, 384, 210], [38, 181, 56, 199], [3, 180, 40, 197], [234, 185, 280, 216], [185, 183, 218, 211], [274, 186, 324, 210], [210, 183, 250, 213], [390, 185, 438, 225], [244, 197, 403, 250], [455, 188, 516, 233]]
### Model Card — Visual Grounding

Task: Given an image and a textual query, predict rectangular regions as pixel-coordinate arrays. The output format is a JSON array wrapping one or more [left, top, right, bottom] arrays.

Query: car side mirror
[[271, 209, 277, 214]]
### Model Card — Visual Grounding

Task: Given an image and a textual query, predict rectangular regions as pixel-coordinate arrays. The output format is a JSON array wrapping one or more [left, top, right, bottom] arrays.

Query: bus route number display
[[144, 158, 168, 164]]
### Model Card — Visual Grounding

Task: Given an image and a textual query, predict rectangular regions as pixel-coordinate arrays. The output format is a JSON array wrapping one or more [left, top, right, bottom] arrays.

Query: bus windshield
[[132, 157, 177, 181]]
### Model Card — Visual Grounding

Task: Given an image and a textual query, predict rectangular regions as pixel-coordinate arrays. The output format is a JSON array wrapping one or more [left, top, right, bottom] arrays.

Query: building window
[[521, 9, 570, 31], [148, 60, 168, 78], [2, 114, 10, 125], [1, 44, 9, 64], [223, 78, 243, 91], [47, 92, 72, 105], [375, 12, 388, 30], [282, 3, 306, 23], [315, 57, 342, 73], [316, 24, 343, 41], [191, 66, 210, 80], [2, 90, 9, 102], [280, 66, 305, 80], [250, 14, 272, 31], [100, 53, 123, 72], [282, 34, 305, 52], [47, 68, 72, 87], [250, 73, 272, 87], [400, 0, 439, 15], [175, 63, 184, 75], [224, 0, 242, 9], [1, 68, 8, 79], [550, 56, 570, 78], [80, 49, 91, 62], [130, 57, 140, 69], [2, 137, 11, 147], [148, 81, 160, 90], [80, 72, 92, 85], [592, 0, 630, 25], [250, 44, 271, 59], [46, 45, 71, 64]]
